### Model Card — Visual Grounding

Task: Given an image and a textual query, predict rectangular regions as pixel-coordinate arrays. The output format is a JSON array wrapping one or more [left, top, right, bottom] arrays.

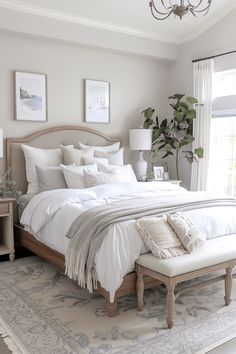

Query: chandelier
[[149, 0, 213, 20]]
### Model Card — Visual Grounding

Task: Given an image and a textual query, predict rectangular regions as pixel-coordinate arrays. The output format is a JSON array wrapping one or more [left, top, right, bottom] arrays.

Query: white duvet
[[21, 182, 236, 300]]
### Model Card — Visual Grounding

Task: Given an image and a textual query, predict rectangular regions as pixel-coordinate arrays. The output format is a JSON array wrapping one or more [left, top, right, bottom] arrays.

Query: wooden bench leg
[[225, 267, 232, 306], [136, 267, 144, 311], [166, 284, 175, 329]]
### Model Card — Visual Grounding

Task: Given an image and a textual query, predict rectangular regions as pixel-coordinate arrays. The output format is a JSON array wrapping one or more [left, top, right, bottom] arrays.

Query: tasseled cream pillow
[[167, 213, 205, 253], [136, 216, 186, 259]]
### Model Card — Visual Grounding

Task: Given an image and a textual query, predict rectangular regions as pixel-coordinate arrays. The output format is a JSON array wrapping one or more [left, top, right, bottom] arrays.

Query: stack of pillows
[[136, 213, 206, 259], [21, 142, 137, 194]]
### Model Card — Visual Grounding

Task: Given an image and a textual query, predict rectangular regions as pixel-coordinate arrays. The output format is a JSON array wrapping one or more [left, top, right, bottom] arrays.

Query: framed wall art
[[84, 79, 110, 123], [15, 71, 47, 122]]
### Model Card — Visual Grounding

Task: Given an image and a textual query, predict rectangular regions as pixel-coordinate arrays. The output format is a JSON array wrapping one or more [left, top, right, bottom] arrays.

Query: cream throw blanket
[[65, 195, 236, 292]]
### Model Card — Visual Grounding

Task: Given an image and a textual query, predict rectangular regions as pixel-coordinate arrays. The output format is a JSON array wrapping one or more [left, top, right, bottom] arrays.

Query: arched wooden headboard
[[6, 125, 122, 194]]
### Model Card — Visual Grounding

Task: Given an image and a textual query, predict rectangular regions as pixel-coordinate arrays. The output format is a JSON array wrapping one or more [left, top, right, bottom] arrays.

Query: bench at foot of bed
[[135, 234, 236, 328]]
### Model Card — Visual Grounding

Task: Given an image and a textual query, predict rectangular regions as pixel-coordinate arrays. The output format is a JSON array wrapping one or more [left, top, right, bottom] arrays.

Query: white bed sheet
[[20, 182, 236, 300]]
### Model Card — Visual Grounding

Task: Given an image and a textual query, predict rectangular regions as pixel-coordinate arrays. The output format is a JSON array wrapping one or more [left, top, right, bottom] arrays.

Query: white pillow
[[95, 147, 124, 165], [84, 170, 125, 187], [136, 216, 186, 259], [83, 157, 109, 166], [22, 145, 63, 194], [59, 144, 74, 150], [61, 147, 94, 165], [98, 163, 137, 182], [167, 213, 206, 252], [78, 142, 120, 152], [36, 165, 67, 192], [61, 163, 98, 189]]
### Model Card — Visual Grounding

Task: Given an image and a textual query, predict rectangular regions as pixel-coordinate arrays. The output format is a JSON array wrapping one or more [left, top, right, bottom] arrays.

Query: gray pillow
[[36, 166, 67, 192]]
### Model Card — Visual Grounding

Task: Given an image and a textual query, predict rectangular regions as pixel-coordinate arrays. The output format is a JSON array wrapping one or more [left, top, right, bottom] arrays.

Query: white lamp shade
[[129, 129, 152, 151], [0, 129, 3, 158]]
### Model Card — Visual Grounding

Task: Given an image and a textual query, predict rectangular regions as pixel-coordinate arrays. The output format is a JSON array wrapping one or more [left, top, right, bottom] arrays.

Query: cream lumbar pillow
[[22, 144, 63, 194], [61, 163, 98, 189], [60, 145, 94, 165], [83, 170, 125, 188], [78, 142, 120, 153], [136, 216, 186, 259], [167, 213, 206, 253]]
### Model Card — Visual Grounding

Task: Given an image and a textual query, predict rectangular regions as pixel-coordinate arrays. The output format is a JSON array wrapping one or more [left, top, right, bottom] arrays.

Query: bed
[[6, 125, 162, 316], [7, 125, 236, 318]]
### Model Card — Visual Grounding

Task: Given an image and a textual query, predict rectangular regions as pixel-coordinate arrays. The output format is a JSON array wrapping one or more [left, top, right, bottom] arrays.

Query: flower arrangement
[[0, 167, 22, 199]]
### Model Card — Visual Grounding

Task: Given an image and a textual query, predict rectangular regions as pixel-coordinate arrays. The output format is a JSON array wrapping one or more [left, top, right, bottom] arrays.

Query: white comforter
[[21, 182, 236, 300]]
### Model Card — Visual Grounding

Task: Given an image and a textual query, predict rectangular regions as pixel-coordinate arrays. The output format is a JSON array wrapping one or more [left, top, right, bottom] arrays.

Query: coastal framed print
[[84, 79, 110, 123], [15, 71, 47, 122]]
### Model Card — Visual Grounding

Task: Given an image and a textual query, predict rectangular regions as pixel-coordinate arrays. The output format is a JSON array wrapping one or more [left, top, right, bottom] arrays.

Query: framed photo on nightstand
[[153, 166, 164, 181]]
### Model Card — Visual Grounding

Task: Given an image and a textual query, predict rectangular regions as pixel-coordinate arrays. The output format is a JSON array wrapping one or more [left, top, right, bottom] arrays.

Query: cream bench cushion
[[137, 233, 236, 277]]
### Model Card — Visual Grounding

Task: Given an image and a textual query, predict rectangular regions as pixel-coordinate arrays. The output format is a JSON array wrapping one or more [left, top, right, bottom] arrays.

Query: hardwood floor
[[0, 338, 11, 354], [208, 338, 236, 353]]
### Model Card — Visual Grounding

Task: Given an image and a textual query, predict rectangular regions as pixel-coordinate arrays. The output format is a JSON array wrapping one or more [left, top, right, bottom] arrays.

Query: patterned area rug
[[0, 257, 236, 354]]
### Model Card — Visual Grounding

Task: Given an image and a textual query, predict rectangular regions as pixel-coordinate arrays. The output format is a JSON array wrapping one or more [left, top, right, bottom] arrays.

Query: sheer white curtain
[[191, 59, 214, 191]]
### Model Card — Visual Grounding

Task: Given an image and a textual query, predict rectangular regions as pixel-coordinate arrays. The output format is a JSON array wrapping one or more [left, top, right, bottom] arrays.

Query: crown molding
[[0, 0, 180, 44], [0, 0, 235, 47], [181, 2, 236, 43]]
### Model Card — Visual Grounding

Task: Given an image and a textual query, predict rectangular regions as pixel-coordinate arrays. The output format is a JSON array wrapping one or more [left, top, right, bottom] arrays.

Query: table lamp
[[129, 128, 152, 180], [0, 129, 3, 158]]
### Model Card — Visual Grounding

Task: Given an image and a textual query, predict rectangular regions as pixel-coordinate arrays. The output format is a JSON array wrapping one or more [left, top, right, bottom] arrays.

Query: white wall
[[0, 32, 170, 173], [167, 9, 236, 189]]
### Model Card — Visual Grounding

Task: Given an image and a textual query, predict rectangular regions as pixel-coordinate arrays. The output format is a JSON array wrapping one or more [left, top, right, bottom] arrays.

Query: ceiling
[[0, 0, 236, 44]]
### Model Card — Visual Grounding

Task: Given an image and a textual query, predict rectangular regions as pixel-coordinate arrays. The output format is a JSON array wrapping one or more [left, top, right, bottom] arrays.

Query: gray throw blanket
[[65, 194, 236, 292]]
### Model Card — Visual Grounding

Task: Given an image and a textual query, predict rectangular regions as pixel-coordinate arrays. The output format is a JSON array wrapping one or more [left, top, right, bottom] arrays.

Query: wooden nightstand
[[165, 180, 181, 186], [145, 180, 181, 186], [0, 198, 15, 262]]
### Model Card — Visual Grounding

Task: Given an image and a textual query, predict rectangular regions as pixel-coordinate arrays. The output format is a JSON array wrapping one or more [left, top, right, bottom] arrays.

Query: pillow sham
[[136, 216, 186, 259], [59, 144, 74, 150], [98, 163, 137, 182], [61, 163, 98, 189], [83, 157, 109, 165], [61, 147, 94, 165], [84, 170, 125, 188], [78, 142, 120, 152], [167, 213, 206, 252], [36, 165, 67, 192], [22, 144, 63, 194], [95, 147, 124, 165]]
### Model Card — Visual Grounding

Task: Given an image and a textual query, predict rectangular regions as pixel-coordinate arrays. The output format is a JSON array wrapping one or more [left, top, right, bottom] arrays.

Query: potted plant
[[142, 94, 203, 180]]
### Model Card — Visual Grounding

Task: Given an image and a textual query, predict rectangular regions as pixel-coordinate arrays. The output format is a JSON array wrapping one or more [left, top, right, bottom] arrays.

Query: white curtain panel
[[191, 59, 214, 191]]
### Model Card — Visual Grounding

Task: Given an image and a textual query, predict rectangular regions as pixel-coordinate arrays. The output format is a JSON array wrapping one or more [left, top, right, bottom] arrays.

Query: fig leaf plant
[[142, 94, 203, 180]]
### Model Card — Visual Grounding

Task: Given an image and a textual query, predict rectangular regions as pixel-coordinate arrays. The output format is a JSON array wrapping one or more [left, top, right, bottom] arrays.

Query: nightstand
[[145, 180, 181, 186], [165, 180, 181, 186], [0, 198, 15, 262]]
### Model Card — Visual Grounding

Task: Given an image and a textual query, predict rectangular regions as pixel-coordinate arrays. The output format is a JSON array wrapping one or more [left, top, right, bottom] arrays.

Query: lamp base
[[134, 151, 148, 180]]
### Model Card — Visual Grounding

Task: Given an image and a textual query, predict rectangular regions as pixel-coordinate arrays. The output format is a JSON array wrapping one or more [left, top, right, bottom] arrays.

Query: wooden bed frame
[[7, 125, 162, 317]]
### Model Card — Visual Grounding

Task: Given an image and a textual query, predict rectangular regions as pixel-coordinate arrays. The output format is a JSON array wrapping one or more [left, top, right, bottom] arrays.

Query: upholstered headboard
[[6, 125, 121, 194]]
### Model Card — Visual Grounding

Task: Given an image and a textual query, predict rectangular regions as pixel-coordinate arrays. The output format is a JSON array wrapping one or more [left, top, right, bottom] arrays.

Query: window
[[213, 69, 236, 99], [209, 69, 236, 197]]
